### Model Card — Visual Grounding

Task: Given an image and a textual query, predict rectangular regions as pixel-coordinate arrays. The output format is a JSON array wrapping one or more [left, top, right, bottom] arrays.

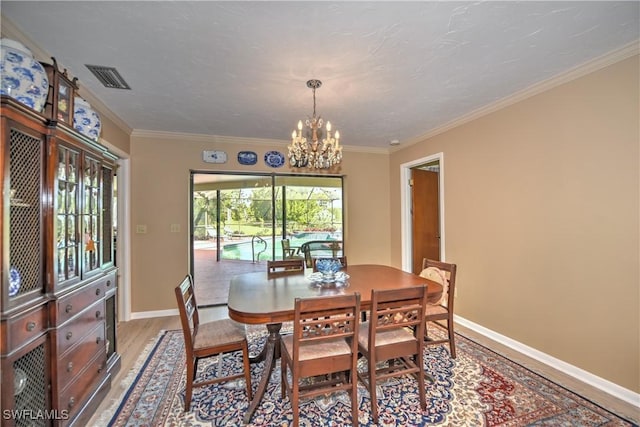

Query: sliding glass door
[[191, 172, 343, 305]]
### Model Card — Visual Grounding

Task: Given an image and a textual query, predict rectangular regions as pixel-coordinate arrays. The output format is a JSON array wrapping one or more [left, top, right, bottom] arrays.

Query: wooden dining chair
[[420, 258, 458, 358], [174, 274, 252, 411], [267, 258, 305, 276], [311, 256, 348, 272], [357, 285, 428, 425], [280, 293, 361, 427]]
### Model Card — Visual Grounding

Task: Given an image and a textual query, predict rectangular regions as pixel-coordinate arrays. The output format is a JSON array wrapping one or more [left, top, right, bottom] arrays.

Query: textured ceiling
[[1, 1, 638, 149]]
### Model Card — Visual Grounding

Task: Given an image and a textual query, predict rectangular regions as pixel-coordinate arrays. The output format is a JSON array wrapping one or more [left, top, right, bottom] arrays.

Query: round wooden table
[[228, 264, 443, 423]]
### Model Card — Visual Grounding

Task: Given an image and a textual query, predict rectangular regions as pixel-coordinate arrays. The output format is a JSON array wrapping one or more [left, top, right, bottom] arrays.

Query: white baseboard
[[455, 315, 640, 409], [130, 308, 178, 320]]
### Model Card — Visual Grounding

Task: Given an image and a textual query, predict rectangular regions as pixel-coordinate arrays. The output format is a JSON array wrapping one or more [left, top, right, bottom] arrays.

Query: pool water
[[222, 235, 340, 262]]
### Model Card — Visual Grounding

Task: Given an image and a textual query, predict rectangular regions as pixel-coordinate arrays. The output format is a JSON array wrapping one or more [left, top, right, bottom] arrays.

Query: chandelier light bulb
[[326, 121, 331, 132]]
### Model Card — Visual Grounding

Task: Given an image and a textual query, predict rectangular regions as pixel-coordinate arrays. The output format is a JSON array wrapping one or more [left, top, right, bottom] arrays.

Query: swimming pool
[[221, 235, 340, 262]]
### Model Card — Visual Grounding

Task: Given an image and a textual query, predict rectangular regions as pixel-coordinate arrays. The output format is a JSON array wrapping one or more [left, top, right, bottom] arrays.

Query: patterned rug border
[[102, 326, 640, 426], [94, 329, 170, 427], [449, 331, 639, 426]]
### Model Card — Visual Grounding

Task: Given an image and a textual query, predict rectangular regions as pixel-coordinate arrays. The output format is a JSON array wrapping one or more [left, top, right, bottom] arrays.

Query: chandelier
[[288, 79, 342, 169]]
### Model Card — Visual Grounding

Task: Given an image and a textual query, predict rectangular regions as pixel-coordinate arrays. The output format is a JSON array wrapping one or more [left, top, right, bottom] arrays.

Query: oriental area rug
[[98, 327, 637, 426]]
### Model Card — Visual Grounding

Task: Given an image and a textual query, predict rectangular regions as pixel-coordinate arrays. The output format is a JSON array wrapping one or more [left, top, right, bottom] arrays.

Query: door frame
[[400, 152, 445, 272]]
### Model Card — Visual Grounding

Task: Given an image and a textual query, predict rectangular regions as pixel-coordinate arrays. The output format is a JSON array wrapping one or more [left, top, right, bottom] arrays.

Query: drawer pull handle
[[67, 362, 73, 372], [26, 322, 36, 332], [65, 304, 73, 313], [96, 310, 101, 319], [95, 288, 101, 296], [106, 280, 112, 287], [66, 331, 73, 340], [68, 397, 75, 409]]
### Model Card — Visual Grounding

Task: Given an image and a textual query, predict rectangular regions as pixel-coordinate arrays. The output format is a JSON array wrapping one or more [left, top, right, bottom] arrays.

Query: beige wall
[[129, 138, 391, 313], [390, 56, 639, 392], [96, 112, 130, 155], [127, 55, 638, 393]]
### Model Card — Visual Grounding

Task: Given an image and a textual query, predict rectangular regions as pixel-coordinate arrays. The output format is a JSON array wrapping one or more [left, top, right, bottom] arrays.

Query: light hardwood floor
[[89, 307, 639, 425]]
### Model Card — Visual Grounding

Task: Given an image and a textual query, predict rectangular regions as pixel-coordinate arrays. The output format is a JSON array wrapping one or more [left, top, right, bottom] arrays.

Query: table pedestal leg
[[244, 323, 282, 424]]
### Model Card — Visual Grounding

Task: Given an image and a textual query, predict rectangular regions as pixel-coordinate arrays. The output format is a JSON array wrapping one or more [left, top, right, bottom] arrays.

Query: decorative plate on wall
[[237, 151, 258, 165], [264, 151, 285, 168]]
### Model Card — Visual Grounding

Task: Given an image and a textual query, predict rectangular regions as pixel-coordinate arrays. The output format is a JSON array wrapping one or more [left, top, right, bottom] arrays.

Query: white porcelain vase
[[0, 38, 49, 112], [73, 97, 101, 141]]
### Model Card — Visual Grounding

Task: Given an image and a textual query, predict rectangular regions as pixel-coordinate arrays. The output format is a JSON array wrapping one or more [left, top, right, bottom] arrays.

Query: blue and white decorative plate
[[9, 266, 21, 297], [264, 151, 285, 168], [237, 151, 258, 165]]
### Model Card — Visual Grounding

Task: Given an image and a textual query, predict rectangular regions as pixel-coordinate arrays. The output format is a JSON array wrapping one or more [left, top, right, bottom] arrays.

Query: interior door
[[411, 168, 440, 273]]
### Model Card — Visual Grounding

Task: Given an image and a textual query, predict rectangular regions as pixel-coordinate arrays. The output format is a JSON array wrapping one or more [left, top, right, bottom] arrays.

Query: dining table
[[227, 263, 443, 424]]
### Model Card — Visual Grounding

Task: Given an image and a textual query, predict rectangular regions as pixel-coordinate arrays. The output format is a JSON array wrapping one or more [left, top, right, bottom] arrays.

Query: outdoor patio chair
[[420, 258, 458, 358], [174, 274, 252, 411], [282, 238, 304, 260]]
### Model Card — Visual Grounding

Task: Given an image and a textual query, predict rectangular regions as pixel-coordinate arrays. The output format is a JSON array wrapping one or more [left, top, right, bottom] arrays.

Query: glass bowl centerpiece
[[315, 257, 343, 283]]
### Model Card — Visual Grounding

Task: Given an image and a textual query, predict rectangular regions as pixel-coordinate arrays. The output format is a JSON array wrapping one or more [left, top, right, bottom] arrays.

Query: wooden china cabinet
[[1, 93, 120, 426]]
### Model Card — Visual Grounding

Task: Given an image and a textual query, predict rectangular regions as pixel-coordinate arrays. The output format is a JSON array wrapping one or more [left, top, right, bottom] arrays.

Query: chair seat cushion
[[282, 334, 352, 360], [194, 319, 246, 351], [358, 321, 415, 351], [425, 303, 448, 316]]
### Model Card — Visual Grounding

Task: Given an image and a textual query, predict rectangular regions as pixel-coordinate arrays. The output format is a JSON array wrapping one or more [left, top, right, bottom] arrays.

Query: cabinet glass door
[[82, 156, 101, 274], [56, 146, 80, 283], [101, 164, 114, 266]]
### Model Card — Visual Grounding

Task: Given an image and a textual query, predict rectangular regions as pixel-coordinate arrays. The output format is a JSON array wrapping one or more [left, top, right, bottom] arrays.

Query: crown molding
[[397, 40, 640, 150]]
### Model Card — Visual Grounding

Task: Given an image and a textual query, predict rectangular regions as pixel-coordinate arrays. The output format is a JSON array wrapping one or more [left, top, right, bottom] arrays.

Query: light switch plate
[[203, 150, 227, 164]]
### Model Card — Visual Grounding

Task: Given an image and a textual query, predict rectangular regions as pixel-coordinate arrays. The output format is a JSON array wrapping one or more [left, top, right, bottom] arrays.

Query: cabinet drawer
[[55, 273, 113, 326], [56, 299, 105, 355], [59, 351, 108, 418], [57, 323, 106, 391], [5, 304, 47, 352]]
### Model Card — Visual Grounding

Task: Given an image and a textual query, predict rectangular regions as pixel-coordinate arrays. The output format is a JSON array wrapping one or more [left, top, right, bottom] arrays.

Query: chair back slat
[[175, 275, 199, 349], [369, 285, 427, 350], [293, 293, 360, 356], [267, 259, 305, 276]]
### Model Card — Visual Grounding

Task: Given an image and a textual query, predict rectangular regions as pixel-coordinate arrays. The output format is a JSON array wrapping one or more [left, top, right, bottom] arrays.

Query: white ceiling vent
[[85, 64, 131, 90]]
